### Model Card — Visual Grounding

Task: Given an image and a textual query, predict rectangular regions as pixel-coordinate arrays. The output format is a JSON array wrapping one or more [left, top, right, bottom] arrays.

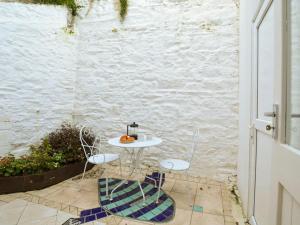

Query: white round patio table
[[108, 136, 162, 148], [107, 136, 162, 202]]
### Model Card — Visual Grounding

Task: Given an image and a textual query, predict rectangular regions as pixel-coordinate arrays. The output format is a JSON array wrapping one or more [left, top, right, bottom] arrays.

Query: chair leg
[[110, 179, 127, 201], [81, 160, 89, 183], [106, 177, 109, 197], [145, 175, 157, 188], [156, 171, 163, 204], [118, 158, 122, 177], [138, 180, 146, 204], [78, 160, 89, 191]]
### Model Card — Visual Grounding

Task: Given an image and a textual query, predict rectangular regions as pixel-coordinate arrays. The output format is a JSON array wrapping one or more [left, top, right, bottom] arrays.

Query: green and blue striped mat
[[98, 177, 175, 223]]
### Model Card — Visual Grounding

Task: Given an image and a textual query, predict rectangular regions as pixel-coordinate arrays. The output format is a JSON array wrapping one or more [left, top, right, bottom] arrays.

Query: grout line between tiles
[[188, 182, 198, 225], [15, 200, 29, 225]]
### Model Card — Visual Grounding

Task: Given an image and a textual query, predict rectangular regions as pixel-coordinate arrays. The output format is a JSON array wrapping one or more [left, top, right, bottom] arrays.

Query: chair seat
[[160, 159, 190, 171], [88, 154, 119, 164]]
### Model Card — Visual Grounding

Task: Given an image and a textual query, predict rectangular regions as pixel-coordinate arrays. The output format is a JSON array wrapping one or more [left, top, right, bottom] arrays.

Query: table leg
[[110, 147, 146, 203], [135, 148, 146, 203]]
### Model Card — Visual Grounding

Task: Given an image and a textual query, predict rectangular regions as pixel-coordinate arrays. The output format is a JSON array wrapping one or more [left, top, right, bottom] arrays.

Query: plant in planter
[[0, 122, 96, 194], [0, 140, 63, 177], [48, 123, 95, 163]]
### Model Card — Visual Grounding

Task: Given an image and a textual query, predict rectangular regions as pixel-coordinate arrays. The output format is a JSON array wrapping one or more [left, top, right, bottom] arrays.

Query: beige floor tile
[[224, 216, 235, 223], [190, 212, 224, 225], [46, 187, 81, 205], [165, 172, 174, 179], [0, 199, 28, 225], [97, 215, 122, 225], [84, 221, 106, 225], [198, 177, 207, 185], [197, 184, 222, 195], [168, 191, 195, 211], [173, 173, 184, 180], [68, 205, 79, 216], [207, 179, 222, 187], [18, 202, 58, 224], [72, 190, 99, 209], [0, 200, 6, 206], [0, 198, 28, 209], [162, 179, 175, 192], [222, 196, 233, 216], [195, 189, 223, 215], [18, 215, 57, 225], [80, 179, 99, 192], [55, 211, 75, 224], [0, 194, 13, 203], [164, 208, 192, 225], [43, 199, 62, 210], [26, 185, 63, 198], [186, 176, 200, 183], [118, 218, 154, 225], [230, 198, 246, 225], [172, 180, 197, 195], [29, 196, 41, 204]]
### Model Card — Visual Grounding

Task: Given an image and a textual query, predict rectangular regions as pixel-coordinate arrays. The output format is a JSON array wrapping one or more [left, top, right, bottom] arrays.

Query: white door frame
[[248, 0, 300, 225], [271, 0, 300, 224], [248, 0, 275, 224]]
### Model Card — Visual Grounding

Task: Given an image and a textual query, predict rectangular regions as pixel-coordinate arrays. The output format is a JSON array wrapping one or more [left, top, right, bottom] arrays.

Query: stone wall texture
[[0, 3, 77, 155], [0, 0, 239, 180]]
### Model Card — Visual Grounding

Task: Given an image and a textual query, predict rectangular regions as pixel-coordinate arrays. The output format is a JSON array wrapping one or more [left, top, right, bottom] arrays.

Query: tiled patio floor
[[0, 166, 246, 225], [0, 199, 104, 225]]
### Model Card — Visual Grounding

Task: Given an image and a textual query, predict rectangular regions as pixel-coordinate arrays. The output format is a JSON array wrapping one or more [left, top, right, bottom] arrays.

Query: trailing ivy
[[32, 0, 78, 16], [119, 0, 128, 22]]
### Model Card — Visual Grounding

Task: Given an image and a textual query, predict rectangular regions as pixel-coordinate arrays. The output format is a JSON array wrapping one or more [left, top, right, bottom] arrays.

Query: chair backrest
[[80, 126, 99, 159], [188, 128, 200, 164]]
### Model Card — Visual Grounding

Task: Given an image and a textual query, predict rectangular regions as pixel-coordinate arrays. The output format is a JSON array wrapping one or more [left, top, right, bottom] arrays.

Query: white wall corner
[[237, 0, 255, 216]]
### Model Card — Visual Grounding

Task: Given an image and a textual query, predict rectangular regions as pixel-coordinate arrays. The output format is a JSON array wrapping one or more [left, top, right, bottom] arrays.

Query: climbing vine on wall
[[119, 0, 128, 22], [33, 0, 78, 15]]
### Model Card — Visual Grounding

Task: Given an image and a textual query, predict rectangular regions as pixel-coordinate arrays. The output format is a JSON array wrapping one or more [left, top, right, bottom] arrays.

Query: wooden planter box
[[0, 162, 94, 194]]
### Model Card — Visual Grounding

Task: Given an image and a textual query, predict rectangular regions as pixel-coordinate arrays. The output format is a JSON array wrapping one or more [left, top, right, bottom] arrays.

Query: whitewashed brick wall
[[0, 0, 239, 180], [0, 3, 77, 155]]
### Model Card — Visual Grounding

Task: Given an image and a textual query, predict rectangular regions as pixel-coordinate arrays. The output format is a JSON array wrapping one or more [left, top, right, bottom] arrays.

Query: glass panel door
[[286, 0, 300, 150]]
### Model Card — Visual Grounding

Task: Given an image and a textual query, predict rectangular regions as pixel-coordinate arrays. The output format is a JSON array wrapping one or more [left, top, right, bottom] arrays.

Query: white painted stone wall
[[0, 0, 239, 180], [0, 3, 77, 155], [75, 0, 239, 180]]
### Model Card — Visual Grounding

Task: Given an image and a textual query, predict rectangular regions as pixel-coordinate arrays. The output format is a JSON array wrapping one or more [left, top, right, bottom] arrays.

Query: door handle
[[266, 125, 274, 131], [291, 114, 300, 118], [263, 104, 279, 139], [264, 112, 276, 117]]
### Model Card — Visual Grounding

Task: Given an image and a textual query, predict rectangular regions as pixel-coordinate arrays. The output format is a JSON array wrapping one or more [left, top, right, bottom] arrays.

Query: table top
[[108, 136, 162, 148]]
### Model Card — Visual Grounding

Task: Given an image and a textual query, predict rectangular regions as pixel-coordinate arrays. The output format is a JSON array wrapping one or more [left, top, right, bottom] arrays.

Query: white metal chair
[[156, 128, 200, 203], [80, 126, 122, 196]]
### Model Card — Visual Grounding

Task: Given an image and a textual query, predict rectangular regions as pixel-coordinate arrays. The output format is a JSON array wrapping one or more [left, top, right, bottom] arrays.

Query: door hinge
[[249, 124, 255, 143]]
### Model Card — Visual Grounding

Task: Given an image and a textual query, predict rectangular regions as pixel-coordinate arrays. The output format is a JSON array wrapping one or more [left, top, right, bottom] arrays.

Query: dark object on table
[[127, 122, 139, 140]]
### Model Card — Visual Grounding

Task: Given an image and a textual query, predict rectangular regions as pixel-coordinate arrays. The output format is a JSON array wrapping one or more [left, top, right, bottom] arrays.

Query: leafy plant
[[48, 123, 95, 163], [0, 122, 95, 177], [0, 148, 64, 177]]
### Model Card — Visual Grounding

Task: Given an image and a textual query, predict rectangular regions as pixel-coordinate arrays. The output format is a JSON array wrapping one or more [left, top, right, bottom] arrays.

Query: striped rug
[[98, 177, 175, 223]]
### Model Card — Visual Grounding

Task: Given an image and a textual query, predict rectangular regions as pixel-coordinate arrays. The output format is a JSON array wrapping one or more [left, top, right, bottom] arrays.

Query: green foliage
[[48, 123, 95, 164], [32, 0, 78, 16], [0, 144, 64, 177], [0, 122, 95, 177], [119, 0, 128, 22]]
